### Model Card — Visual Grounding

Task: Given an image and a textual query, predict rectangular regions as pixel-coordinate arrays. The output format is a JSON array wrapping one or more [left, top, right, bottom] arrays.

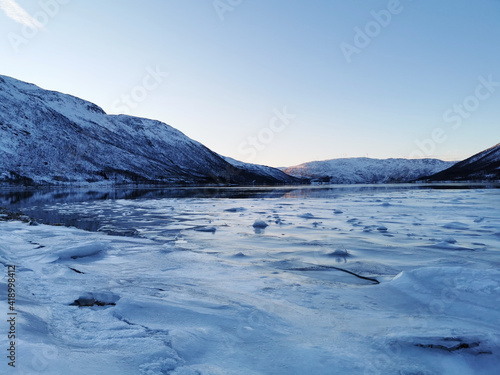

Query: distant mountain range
[[1, 75, 498, 186], [281, 158, 456, 184], [0, 75, 299, 186], [420, 143, 500, 182]]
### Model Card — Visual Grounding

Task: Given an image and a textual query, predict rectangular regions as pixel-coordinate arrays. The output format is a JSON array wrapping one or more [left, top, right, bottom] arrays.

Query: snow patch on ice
[[56, 241, 110, 260], [298, 213, 314, 219], [443, 222, 470, 230], [70, 292, 121, 307], [252, 220, 268, 228]]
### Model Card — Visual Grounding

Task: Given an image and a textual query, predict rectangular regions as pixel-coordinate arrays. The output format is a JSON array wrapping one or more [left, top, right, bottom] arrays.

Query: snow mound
[[56, 241, 110, 260], [194, 226, 216, 233], [252, 220, 268, 228], [139, 357, 180, 375], [70, 292, 121, 307], [298, 213, 314, 219], [224, 207, 247, 213], [443, 222, 470, 230]]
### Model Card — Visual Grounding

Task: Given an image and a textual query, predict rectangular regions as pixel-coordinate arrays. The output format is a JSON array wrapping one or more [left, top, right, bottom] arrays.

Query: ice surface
[[1, 186, 500, 374]]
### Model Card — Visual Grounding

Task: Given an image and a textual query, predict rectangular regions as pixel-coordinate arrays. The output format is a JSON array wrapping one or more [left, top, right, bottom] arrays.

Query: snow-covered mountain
[[423, 143, 500, 182], [221, 155, 297, 183], [281, 158, 455, 184], [0, 75, 299, 186]]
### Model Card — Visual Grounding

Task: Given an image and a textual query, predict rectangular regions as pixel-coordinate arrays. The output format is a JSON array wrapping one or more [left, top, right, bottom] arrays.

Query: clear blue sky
[[1, 0, 499, 167]]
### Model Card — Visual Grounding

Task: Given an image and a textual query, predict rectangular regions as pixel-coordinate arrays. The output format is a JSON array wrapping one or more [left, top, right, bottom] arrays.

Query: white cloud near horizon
[[0, 0, 43, 28]]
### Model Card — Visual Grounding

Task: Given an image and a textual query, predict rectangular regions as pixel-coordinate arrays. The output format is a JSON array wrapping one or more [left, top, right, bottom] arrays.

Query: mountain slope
[[422, 143, 500, 182], [0, 75, 298, 186], [281, 158, 455, 184], [221, 155, 299, 183]]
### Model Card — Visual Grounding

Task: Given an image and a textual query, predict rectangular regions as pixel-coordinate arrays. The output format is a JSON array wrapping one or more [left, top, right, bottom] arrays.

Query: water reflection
[[1, 186, 296, 208], [3, 183, 497, 209], [1, 183, 499, 236]]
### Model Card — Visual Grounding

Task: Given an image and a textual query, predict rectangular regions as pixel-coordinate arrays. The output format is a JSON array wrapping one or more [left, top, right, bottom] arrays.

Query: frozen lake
[[1, 184, 500, 374]]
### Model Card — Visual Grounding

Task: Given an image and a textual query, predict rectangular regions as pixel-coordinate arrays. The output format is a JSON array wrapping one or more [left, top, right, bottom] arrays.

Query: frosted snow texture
[[1, 187, 500, 374]]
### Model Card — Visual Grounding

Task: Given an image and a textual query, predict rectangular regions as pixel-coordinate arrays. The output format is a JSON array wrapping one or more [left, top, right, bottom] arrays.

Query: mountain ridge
[[281, 157, 456, 184], [3, 74, 496, 187], [422, 143, 500, 182], [0, 75, 300, 186]]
